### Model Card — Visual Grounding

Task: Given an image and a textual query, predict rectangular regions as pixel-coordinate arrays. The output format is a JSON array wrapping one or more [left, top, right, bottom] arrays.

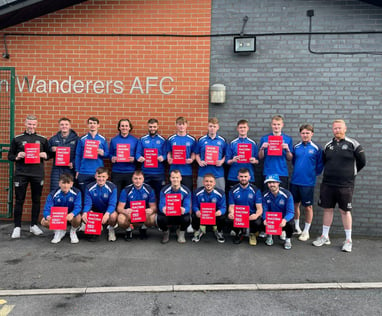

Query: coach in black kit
[[313, 119, 366, 253], [8, 115, 49, 239]]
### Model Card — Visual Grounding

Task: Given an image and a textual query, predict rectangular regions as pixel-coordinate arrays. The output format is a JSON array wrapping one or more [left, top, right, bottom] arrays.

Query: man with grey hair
[[313, 119, 366, 253], [8, 115, 49, 238]]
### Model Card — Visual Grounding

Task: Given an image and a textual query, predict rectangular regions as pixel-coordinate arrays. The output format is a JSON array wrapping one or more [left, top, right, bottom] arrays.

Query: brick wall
[[210, 0, 382, 236], [0, 0, 211, 221]]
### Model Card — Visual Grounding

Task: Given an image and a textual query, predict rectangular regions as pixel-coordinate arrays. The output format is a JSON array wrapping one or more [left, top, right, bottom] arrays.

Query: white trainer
[[299, 231, 310, 241], [70, 227, 79, 244], [51, 230, 66, 244], [108, 228, 116, 242], [342, 240, 352, 253], [30, 225, 43, 236], [280, 230, 286, 241], [11, 227, 21, 239]]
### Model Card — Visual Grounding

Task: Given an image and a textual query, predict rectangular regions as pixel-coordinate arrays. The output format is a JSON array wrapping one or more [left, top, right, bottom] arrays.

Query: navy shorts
[[289, 184, 314, 207], [318, 183, 354, 212]]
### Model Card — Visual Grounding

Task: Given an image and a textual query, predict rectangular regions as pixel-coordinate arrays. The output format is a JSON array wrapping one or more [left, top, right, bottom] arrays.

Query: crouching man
[[41, 173, 82, 244], [82, 167, 118, 241], [117, 170, 157, 241]]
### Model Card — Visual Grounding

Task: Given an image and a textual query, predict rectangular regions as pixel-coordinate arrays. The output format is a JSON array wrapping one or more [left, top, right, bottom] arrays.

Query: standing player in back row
[[313, 119, 366, 253], [290, 124, 323, 241], [167, 116, 196, 191], [195, 117, 227, 191], [259, 115, 293, 189]]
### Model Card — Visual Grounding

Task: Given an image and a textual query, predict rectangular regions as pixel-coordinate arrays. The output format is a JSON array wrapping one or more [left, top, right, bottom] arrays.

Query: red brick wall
[[0, 0, 211, 221]]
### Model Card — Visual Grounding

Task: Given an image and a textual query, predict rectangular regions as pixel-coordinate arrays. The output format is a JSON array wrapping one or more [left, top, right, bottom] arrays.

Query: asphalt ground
[[1, 222, 381, 293]]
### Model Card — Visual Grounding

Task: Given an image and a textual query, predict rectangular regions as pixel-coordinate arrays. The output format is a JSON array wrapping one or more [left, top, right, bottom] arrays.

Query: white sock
[[285, 238, 291, 243], [303, 223, 311, 233], [345, 229, 352, 241], [141, 224, 147, 229], [126, 227, 132, 232], [295, 219, 300, 229], [322, 225, 330, 238]]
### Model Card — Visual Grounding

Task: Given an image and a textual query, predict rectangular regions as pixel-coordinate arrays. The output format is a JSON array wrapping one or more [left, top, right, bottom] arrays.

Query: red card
[[200, 202, 216, 225], [237, 143, 252, 163], [85, 212, 103, 235], [116, 143, 131, 162], [130, 200, 147, 223], [233, 205, 249, 228], [172, 145, 186, 164], [55, 147, 70, 166], [265, 212, 283, 235], [165, 193, 182, 216], [144, 148, 158, 168], [24, 143, 40, 164], [268, 136, 283, 156], [83, 140, 100, 159], [205, 146, 219, 165], [49, 207, 68, 230]]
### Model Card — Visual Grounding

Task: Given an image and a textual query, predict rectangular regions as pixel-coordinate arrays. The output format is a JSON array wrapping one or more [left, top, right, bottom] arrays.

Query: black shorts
[[290, 184, 314, 207], [318, 183, 354, 212]]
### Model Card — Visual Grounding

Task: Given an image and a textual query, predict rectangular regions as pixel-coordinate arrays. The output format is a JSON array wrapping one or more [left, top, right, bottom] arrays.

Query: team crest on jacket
[[186, 142, 191, 146], [308, 149, 314, 154], [142, 193, 148, 199], [342, 144, 348, 150], [248, 193, 253, 199], [145, 140, 150, 144], [57, 198, 61, 203], [279, 200, 285, 206], [212, 198, 217, 203], [103, 193, 108, 198], [156, 140, 161, 144], [69, 197, 74, 202]]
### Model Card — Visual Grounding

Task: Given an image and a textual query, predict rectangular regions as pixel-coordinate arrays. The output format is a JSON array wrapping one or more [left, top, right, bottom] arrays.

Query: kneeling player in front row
[[158, 170, 191, 244], [227, 168, 263, 245], [117, 170, 157, 241], [41, 174, 82, 244], [192, 174, 226, 243], [262, 174, 295, 250], [82, 167, 118, 241]]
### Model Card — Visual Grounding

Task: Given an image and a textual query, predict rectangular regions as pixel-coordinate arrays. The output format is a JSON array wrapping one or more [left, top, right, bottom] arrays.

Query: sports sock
[[322, 225, 330, 238], [345, 229, 352, 241]]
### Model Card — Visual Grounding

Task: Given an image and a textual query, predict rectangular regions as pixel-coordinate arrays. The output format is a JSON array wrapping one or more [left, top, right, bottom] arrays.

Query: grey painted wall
[[209, 0, 382, 236]]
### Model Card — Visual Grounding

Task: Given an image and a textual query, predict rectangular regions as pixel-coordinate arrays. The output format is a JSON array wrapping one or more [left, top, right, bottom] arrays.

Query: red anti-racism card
[[85, 212, 103, 235], [267, 136, 283, 156], [83, 140, 100, 159], [130, 200, 146, 223], [205, 146, 219, 165], [144, 148, 158, 168], [172, 145, 186, 164], [265, 212, 283, 235], [165, 193, 182, 216], [200, 202, 216, 225], [237, 143, 252, 163], [49, 207, 68, 230], [234, 205, 249, 228], [24, 143, 40, 164], [116, 143, 131, 162], [55, 147, 70, 166]]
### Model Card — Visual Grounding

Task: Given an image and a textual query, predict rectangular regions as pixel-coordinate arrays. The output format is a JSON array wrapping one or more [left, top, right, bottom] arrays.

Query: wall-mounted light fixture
[[210, 83, 226, 104], [234, 36, 256, 54]]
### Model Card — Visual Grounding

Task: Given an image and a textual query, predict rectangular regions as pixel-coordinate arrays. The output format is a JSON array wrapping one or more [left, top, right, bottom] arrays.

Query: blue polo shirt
[[109, 133, 138, 173], [226, 137, 258, 182], [196, 134, 227, 178], [262, 188, 294, 221], [259, 132, 293, 177], [136, 134, 167, 175], [119, 183, 156, 208], [291, 140, 324, 186], [228, 183, 262, 215], [192, 186, 227, 215], [43, 187, 82, 218], [83, 181, 117, 214], [159, 184, 191, 214], [166, 134, 196, 176]]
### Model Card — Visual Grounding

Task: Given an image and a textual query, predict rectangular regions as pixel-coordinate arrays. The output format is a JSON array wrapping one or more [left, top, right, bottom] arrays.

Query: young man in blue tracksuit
[[48, 117, 78, 192], [192, 173, 226, 243], [259, 115, 294, 190], [109, 118, 138, 197], [82, 167, 118, 242], [195, 117, 227, 191], [75, 117, 109, 197], [117, 170, 157, 241], [226, 119, 259, 191], [262, 174, 295, 250], [136, 118, 167, 201], [227, 168, 263, 245], [158, 170, 191, 244], [41, 173, 82, 244], [166, 116, 196, 191], [290, 124, 323, 241]]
